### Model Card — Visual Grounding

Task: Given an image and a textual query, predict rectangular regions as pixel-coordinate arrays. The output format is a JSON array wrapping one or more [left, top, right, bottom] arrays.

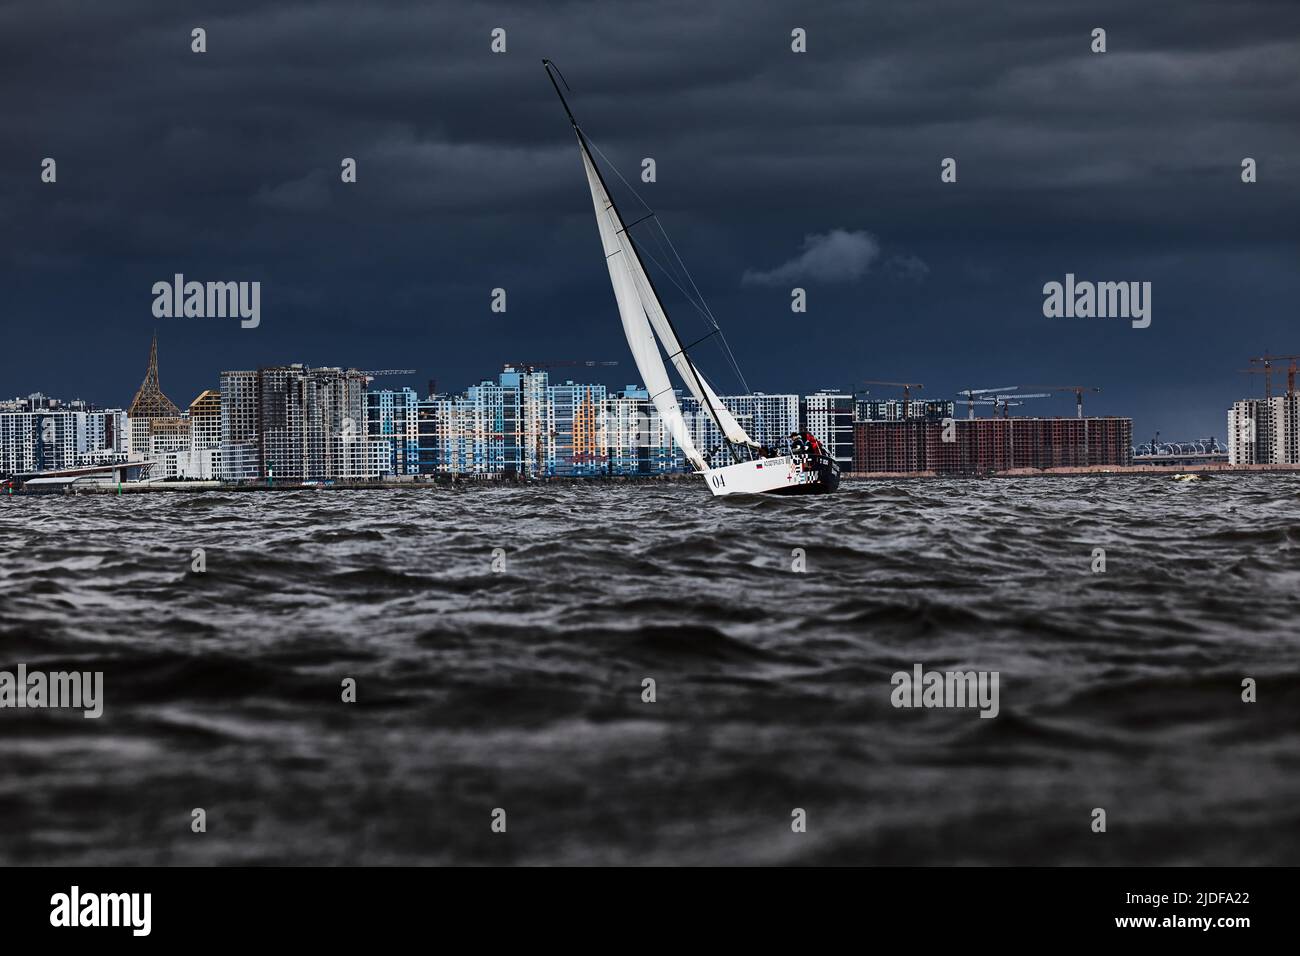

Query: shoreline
[[6, 461, 1300, 494]]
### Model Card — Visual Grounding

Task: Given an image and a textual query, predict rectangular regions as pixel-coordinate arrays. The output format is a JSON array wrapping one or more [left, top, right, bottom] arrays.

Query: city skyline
[[18, 335, 1298, 479], [3, 1, 1297, 442], [0, 331, 1269, 447]]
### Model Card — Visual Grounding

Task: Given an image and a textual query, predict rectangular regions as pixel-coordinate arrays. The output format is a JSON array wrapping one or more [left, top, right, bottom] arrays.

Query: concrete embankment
[[25, 474, 697, 494], [9, 463, 1300, 494], [845, 463, 1300, 478]]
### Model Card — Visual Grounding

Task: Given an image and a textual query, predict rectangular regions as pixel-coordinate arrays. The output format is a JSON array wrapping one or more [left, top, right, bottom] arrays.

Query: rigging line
[[618, 234, 728, 436], [646, 219, 750, 394], [595, 203, 704, 327], [625, 228, 722, 332], [592, 183, 736, 458], [581, 131, 741, 458], [588, 135, 731, 354], [623, 247, 752, 451], [650, 218, 751, 394], [615, 212, 656, 236], [644, 220, 750, 395], [585, 134, 751, 397], [585, 135, 654, 216], [629, 234, 749, 415], [668, 328, 723, 360], [586, 135, 705, 314], [650, 219, 719, 329]]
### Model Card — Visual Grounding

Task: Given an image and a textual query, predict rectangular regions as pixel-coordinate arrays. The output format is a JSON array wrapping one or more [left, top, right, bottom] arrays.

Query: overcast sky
[[2, 0, 1298, 438]]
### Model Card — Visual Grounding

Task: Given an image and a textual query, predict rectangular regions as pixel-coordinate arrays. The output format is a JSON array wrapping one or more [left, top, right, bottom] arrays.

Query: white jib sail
[[581, 149, 707, 471], [620, 242, 757, 448]]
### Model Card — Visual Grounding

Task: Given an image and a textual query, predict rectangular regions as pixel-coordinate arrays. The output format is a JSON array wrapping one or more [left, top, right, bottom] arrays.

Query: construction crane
[[963, 394, 1050, 418], [513, 360, 619, 372], [1022, 385, 1101, 418], [992, 392, 1049, 417], [1248, 353, 1300, 398], [957, 386, 1019, 420], [1239, 366, 1275, 399], [358, 369, 417, 377], [862, 380, 924, 419], [1247, 354, 1277, 400]]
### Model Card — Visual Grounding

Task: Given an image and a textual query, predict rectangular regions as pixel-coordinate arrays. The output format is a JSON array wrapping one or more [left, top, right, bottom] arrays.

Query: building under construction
[[853, 417, 1133, 475], [1228, 352, 1300, 465]]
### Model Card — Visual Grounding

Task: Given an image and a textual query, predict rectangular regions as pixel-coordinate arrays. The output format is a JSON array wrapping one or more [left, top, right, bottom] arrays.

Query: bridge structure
[[1132, 438, 1228, 466]]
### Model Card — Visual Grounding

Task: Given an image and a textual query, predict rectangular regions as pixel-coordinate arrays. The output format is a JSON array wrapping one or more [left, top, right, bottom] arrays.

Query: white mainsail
[[581, 150, 707, 471]]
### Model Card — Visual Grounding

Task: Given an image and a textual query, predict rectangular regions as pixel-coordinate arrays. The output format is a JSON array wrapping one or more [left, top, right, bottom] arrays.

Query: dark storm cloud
[[2, 0, 1298, 438]]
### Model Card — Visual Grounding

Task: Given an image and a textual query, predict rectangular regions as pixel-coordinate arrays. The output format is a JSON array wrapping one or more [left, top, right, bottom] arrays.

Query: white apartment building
[[0, 409, 128, 475]]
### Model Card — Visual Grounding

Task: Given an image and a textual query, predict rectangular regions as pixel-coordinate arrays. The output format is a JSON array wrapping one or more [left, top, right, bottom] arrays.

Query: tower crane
[[513, 360, 619, 373], [1022, 385, 1101, 418], [1247, 353, 1300, 398], [957, 386, 1019, 419], [963, 394, 1050, 418]]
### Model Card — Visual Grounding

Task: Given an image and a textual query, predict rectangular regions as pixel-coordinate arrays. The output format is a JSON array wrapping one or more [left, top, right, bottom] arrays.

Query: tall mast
[[542, 60, 741, 464]]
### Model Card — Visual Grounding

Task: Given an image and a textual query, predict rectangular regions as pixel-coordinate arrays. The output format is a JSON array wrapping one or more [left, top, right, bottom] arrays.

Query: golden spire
[[128, 333, 181, 419]]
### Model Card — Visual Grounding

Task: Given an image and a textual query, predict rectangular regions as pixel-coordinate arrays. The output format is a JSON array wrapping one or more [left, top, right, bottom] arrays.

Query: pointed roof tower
[[128, 334, 181, 419]]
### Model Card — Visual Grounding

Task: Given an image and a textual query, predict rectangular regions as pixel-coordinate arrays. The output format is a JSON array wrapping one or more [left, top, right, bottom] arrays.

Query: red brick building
[[854, 418, 1132, 474]]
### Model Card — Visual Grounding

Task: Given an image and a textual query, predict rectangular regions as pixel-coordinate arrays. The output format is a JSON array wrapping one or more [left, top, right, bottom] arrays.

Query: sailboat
[[544, 61, 840, 497]]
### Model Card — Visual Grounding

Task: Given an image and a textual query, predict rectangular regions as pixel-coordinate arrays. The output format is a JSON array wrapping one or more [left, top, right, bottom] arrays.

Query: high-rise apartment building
[[217, 365, 387, 481], [367, 388, 420, 476], [802, 390, 855, 466], [219, 370, 261, 481], [1228, 394, 1300, 465], [0, 406, 127, 475], [1273, 393, 1300, 464], [500, 366, 551, 477], [549, 382, 608, 476], [466, 377, 523, 475]]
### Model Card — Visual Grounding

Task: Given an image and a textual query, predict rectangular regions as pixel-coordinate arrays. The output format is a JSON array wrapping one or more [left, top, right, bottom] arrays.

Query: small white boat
[[545, 61, 839, 498]]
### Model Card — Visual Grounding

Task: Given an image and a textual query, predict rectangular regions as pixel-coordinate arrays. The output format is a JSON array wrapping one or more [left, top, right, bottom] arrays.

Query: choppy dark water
[[2, 475, 1299, 866]]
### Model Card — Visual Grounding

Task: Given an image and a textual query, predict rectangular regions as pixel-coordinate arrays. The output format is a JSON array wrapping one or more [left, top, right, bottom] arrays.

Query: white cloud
[[742, 229, 881, 286], [886, 254, 930, 281], [254, 169, 332, 212]]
